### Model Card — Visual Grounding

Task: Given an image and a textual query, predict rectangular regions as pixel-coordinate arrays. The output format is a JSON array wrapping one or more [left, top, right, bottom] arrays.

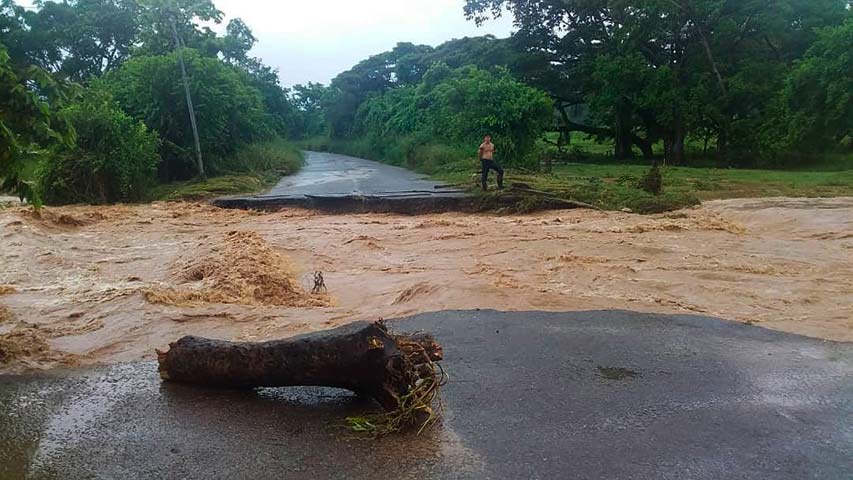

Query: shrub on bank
[[37, 90, 160, 204], [219, 138, 304, 175]]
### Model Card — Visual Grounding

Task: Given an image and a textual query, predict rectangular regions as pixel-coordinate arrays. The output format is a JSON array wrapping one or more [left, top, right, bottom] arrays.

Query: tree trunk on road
[[157, 321, 443, 413]]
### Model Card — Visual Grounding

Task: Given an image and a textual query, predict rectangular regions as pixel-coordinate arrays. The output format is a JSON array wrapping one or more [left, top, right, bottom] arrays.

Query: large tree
[[289, 82, 329, 138], [782, 16, 853, 154], [19, 0, 139, 80], [0, 41, 74, 204], [134, 0, 222, 56], [464, 0, 849, 165], [353, 63, 552, 167], [105, 49, 274, 180]]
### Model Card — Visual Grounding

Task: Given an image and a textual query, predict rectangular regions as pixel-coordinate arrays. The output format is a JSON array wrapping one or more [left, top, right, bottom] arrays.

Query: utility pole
[[170, 15, 205, 177]]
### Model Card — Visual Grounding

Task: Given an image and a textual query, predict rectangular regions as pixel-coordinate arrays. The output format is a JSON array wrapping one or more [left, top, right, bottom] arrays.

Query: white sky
[[15, 0, 514, 86], [210, 0, 515, 86]]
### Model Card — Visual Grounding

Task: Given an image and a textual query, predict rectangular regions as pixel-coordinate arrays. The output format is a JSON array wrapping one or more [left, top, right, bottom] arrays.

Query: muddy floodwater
[[1, 197, 851, 371]]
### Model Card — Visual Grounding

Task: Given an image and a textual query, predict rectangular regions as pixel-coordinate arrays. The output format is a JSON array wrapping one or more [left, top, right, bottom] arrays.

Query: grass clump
[[215, 138, 303, 176], [301, 135, 853, 214], [151, 175, 271, 201], [153, 139, 303, 201]]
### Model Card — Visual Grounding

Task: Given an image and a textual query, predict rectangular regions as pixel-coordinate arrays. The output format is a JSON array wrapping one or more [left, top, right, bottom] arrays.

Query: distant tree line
[[301, 0, 852, 169], [3, 0, 851, 205]]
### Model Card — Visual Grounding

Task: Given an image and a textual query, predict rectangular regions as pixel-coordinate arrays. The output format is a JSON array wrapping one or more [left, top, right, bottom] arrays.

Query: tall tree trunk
[[664, 112, 687, 165], [716, 126, 728, 166], [633, 136, 654, 159], [614, 103, 634, 160], [671, 127, 686, 165]]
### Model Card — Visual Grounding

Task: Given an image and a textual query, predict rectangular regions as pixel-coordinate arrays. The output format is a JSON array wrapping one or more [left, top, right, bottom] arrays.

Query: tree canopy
[[463, 0, 851, 165], [352, 64, 552, 168], [2, 0, 851, 205]]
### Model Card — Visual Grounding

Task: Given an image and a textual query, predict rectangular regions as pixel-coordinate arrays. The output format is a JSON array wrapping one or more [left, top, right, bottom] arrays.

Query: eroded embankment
[[1, 197, 851, 371]]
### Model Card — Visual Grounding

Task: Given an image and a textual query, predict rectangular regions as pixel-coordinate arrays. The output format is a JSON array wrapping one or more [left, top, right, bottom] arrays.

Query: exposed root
[[347, 331, 447, 436], [0, 285, 16, 295], [145, 230, 330, 307]]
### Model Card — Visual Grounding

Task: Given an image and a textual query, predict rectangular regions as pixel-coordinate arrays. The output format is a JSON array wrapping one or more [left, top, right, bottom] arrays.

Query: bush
[[782, 18, 853, 155], [220, 138, 304, 175], [349, 64, 552, 170], [638, 164, 663, 195], [37, 88, 160, 204], [105, 49, 275, 181]]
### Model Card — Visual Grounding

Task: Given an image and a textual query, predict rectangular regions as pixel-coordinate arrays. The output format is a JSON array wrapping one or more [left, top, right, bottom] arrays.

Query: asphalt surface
[[213, 151, 470, 211], [261, 151, 463, 200], [1, 310, 851, 479]]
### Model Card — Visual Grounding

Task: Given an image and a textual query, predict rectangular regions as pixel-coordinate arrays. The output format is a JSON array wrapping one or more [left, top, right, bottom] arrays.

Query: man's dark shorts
[[480, 159, 504, 190]]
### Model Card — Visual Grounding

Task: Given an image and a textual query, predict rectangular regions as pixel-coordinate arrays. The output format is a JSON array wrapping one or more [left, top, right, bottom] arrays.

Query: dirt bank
[[0, 198, 851, 371]]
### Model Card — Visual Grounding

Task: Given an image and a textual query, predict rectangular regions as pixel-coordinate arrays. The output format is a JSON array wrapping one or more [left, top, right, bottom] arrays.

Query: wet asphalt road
[[259, 151, 464, 199], [1, 310, 851, 479]]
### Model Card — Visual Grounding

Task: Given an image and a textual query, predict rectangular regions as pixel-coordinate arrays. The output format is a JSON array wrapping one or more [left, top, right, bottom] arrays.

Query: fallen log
[[156, 321, 444, 418]]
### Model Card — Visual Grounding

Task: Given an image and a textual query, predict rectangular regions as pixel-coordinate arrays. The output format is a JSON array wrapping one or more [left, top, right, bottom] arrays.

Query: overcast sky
[[14, 0, 514, 86], [210, 0, 515, 86]]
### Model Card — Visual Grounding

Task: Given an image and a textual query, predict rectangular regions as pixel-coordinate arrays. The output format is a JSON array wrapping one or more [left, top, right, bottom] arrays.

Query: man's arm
[[477, 144, 484, 158]]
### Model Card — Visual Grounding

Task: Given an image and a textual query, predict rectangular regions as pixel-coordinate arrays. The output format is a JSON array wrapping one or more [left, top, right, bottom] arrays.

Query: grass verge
[[152, 140, 303, 201], [304, 136, 853, 214]]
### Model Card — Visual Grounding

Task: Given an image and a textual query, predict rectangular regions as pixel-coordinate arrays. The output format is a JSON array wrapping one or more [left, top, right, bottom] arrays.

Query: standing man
[[478, 134, 504, 191]]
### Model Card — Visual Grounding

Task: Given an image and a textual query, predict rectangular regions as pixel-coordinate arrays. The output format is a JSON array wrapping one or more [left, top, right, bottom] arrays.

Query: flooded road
[[259, 151, 462, 199], [0, 197, 851, 371], [2, 311, 850, 479]]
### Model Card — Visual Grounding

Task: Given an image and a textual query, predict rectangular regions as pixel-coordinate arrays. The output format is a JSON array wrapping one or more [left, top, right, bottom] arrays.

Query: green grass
[[6, 138, 305, 204], [435, 163, 853, 213], [544, 133, 853, 171], [312, 136, 852, 214], [149, 174, 274, 201], [215, 138, 304, 176], [152, 139, 304, 201]]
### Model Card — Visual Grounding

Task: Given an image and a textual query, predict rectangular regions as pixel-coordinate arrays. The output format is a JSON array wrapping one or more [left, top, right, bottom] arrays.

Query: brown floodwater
[[1, 197, 851, 371]]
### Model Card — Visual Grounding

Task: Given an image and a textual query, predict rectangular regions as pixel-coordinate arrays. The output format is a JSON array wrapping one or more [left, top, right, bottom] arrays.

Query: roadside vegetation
[[151, 140, 303, 201], [297, 1, 852, 213], [300, 133, 852, 213], [1, 0, 306, 206], [2, 0, 851, 212]]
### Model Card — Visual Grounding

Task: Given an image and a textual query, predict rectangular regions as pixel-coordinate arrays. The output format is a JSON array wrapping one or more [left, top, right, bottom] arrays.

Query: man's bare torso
[[479, 142, 495, 160]]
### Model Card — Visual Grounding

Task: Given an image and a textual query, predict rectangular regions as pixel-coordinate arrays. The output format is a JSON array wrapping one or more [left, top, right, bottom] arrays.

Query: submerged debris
[[145, 230, 329, 307], [311, 271, 327, 294], [601, 211, 746, 235]]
